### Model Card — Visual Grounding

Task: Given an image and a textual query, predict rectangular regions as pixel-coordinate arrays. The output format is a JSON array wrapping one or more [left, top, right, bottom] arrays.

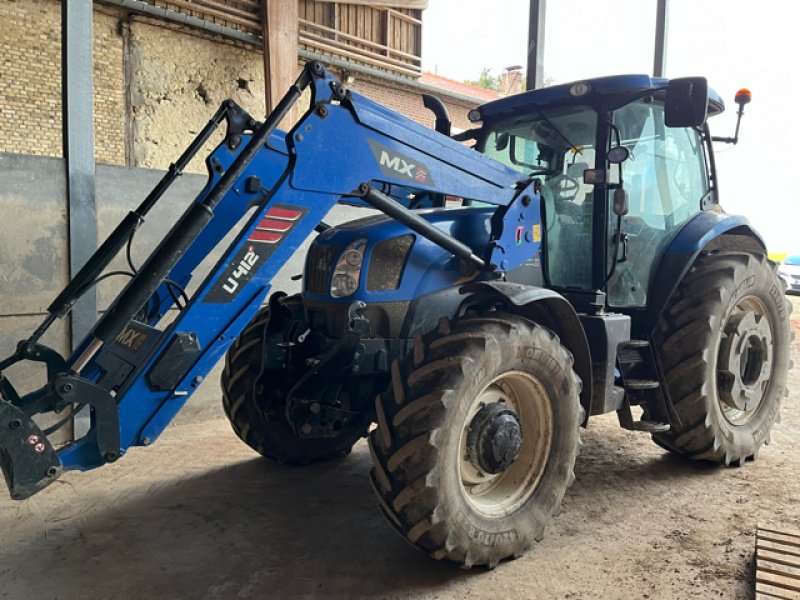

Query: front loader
[[0, 63, 790, 568]]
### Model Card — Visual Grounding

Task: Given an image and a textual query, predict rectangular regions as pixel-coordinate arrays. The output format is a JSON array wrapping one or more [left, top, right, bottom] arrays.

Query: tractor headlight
[[330, 239, 366, 297]]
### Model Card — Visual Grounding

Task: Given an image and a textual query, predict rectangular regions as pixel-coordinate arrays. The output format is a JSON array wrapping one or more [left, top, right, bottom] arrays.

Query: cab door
[[606, 98, 710, 307]]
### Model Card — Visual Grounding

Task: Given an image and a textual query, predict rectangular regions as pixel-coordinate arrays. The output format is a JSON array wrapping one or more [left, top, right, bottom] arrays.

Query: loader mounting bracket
[[51, 375, 121, 464]]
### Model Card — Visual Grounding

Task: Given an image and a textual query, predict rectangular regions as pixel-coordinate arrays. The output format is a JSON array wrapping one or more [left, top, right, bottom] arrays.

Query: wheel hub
[[458, 371, 553, 517], [718, 310, 772, 414], [466, 403, 523, 474]]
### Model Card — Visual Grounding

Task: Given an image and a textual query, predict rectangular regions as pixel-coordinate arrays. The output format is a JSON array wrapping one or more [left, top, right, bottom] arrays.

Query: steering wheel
[[549, 173, 580, 202]]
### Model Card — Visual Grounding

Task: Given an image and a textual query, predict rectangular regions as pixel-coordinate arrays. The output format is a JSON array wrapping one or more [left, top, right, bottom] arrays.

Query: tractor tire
[[368, 314, 582, 568], [653, 250, 792, 465], [221, 303, 367, 465]]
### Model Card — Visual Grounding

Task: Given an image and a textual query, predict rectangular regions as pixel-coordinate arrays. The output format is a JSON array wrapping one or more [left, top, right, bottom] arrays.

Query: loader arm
[[0, 62, 541, 499]]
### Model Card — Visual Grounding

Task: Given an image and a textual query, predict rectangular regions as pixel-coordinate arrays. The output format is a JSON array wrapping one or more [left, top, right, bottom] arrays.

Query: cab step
[[623, 339, 650, 349], [633, 418, 671, 433], [624, 378, 659, 390]]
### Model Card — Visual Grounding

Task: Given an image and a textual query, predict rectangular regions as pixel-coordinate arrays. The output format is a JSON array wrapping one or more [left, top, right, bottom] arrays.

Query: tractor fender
[[461, 281, 593, 424], [641, 211, 766, 337]]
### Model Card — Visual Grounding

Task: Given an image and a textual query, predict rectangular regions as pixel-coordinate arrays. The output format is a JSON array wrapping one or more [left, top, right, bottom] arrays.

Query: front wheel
[[221, 298, 367, 465], [653, 250, 792, 465], [368, 314, 582, 568]]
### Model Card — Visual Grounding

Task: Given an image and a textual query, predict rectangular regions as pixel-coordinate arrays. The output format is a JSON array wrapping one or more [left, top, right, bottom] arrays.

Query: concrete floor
[[1, 297, 799, 599]]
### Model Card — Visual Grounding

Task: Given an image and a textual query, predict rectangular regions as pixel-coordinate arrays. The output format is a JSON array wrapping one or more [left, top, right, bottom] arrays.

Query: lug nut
[[300, 423, 312, 435], [28, 434, 39, 445], [34, 442, 45, 453]]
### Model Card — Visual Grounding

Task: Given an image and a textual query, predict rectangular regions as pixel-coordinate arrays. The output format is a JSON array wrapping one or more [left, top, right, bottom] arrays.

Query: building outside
[[0, 0, 500, 174]]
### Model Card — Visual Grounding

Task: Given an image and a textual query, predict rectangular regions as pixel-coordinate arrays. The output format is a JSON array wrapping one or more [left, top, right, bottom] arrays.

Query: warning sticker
[[203, 203, 307, 303]]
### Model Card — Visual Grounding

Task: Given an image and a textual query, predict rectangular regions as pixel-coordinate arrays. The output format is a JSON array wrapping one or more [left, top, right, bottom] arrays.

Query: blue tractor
[[0, 63, 791, 569]]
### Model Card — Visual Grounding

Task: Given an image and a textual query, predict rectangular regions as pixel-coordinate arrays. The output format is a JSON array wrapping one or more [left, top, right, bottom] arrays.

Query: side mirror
[[607, 146, 630, 164], [495, 132, 510, 151], [665, 77, 708, 128]]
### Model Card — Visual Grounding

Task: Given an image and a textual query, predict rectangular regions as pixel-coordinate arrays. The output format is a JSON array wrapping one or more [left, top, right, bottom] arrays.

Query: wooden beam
[[386, 7, 422, 25], [262, 0, 299, 122], [164, 0, 260, 30], [316, 0, 428, 10], [299, 33, 420, 76]]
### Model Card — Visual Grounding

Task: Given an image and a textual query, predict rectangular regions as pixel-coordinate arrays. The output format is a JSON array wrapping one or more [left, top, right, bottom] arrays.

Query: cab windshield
[[481, 105, 598, 288]]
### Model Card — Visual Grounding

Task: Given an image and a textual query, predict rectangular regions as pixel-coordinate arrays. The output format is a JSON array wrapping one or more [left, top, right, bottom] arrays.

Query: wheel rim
[[458, 370, 553, 517], [717, 296, 774, 425]]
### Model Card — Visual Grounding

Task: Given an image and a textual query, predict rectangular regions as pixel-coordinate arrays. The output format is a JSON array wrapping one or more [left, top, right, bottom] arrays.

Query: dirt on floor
[[1, 297, 799, 600]]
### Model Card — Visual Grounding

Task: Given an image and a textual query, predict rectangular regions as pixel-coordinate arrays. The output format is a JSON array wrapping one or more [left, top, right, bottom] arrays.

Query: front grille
[[367, 235, 414, 292], [305, 243, 339, 294]]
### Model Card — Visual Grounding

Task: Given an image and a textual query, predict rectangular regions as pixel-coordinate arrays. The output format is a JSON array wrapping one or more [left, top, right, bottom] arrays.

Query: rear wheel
[[653, 250, 792, 465], [368, 314, 582, 568], [221, 298, 367, 465]]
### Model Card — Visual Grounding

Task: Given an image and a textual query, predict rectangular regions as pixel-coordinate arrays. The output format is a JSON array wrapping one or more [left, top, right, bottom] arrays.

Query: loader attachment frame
[[0, 62, 541, 499]]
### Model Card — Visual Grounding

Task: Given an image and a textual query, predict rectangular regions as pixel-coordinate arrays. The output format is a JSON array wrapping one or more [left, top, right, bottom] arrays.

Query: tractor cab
[[475, 75, 725, 314]]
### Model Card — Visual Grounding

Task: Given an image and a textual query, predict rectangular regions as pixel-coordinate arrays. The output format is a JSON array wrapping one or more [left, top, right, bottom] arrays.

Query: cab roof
[[477, 74, 725, 121]]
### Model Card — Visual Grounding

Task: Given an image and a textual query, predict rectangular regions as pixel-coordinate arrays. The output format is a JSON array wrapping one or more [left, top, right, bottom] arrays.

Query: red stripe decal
[[257, 218, 293, 232], [249, 230, 282, 243], [266, 206, 303, 221]]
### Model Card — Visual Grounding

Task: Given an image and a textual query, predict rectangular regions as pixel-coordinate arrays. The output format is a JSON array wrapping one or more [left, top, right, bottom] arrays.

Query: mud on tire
[[653, 250, 792, 465], [221, 301, 366, 465], [368, 313, 582, 568]]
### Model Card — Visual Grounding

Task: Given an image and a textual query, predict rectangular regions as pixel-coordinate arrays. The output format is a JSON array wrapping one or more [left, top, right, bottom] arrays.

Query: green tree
[[466, 68, 499, 91]]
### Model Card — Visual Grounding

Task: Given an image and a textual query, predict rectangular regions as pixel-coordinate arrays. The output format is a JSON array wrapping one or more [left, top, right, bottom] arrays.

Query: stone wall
[[125, 17, 478, 173], [127, 17, 270, 174]]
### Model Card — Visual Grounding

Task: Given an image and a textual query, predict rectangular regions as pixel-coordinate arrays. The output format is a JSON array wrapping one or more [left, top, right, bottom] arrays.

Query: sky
[[422, 0, 799, 252]]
